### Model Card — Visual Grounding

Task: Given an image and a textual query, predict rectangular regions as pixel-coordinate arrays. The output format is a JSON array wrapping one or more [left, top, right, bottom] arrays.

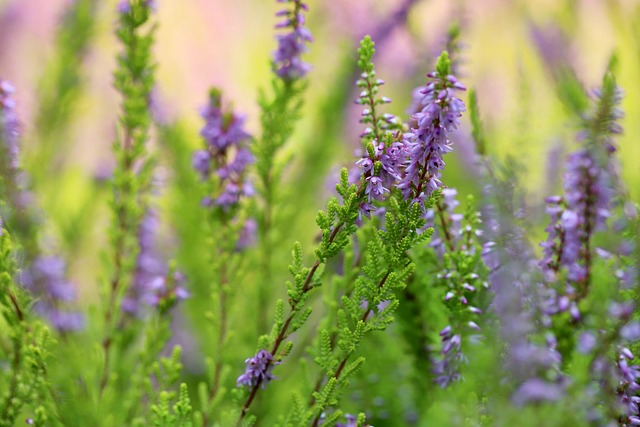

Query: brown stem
[[236, 223, 346, 425], [435, 199, 455, 252], [100, 126, 135, 396], [202, 260, 229, 427]]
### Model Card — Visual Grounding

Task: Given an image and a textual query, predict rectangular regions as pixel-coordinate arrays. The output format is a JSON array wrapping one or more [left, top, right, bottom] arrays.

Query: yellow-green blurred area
[[1, 0, 639, 296]]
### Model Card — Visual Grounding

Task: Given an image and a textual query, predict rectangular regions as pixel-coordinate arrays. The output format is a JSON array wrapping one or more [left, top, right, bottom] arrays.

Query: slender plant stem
[[236, 223, 345, 425]]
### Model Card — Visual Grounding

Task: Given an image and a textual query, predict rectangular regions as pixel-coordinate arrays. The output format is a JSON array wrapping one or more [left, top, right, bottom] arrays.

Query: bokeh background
[[1, 0, 639, 311]]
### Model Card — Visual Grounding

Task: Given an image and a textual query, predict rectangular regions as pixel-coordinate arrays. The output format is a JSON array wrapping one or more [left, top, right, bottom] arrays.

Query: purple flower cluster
[[538, 81, 624, 323], [353, 67, 406, 218], [237, 349, 278, 389], [123, 209, 188, 315], [399, 53, 466, 204], [425, 187, 487, 387], [560, 148, 611, 284], [0, 79, 19, 169], [577, 303, 640, 425], [432, 326, 464, 388], [193, 90, 254, 210], [355, 139, 407, 216], [21, 256, 84, 331], [273, 0, 313, 80]]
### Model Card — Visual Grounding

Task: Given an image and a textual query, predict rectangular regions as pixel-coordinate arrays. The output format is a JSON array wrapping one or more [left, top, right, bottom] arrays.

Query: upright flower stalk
[[192, 89, 255, 425], [399, 51, 466, 205], [101, 0, 156, 394], [274, 0, 313, 80], [253, 0, 312, 330], [540, 73, 624, 329]]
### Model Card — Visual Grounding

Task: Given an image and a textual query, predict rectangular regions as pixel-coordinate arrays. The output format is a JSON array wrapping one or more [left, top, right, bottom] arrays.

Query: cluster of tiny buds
[[355, 71, 396, 139]]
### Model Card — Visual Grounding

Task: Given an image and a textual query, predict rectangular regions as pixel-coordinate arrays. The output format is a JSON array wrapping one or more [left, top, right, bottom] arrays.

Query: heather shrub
[[1, 1, 639, 426]]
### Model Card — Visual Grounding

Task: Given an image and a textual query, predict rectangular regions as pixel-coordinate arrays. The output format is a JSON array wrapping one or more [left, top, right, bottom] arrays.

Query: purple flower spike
[[237, 349, 279, 389], [0, 79, 20, 169], [398, 52, 466, 205], [195, 90, 254, 212], [273, 0, 313, 80]]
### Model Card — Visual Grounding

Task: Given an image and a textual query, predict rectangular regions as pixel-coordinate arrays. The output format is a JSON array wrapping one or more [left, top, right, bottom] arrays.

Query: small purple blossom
[[116, 1, 131, 14], [335, 414, 357, 427], [237, 349, 279, 389], [273, 0, 313, 80]]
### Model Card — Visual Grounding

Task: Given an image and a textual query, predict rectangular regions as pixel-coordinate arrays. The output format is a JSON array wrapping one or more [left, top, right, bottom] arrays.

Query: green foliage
[[468, 89, 486, 156], [3, 3, 640, 427], [0, 228, 57, 427]]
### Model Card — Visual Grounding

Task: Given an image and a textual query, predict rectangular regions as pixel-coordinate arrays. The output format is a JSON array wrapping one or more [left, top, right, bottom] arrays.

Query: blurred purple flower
[[124, 209, 188, 315], [336, 414, 357, 427], [196, 90, 254, 212], [21, 256, 84, 332], [237, 349, 279, 389], [0, 79, 20, 169], [273, 0, 313, 80], [512, 378, 565, 406]]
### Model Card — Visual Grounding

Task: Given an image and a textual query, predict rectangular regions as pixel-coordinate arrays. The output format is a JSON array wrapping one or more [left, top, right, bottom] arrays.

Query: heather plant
[[1, 1, 640, 427]]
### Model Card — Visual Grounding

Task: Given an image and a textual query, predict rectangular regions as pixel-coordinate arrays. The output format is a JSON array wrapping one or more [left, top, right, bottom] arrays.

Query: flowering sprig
[[304, 199, 430, 426], [123, 208, 188, 316], [273, 0, 313, 80], [399, 51, 466, 205], [429, 192, 489, 388], [0, 80, 82, 332], [235, 168, 364, 424], [354, 36, 406, 218], [101, 0, 157, 396], [252, 0, 314, 332], [237, 349, 279, 389], [538, 73, 624, 358], [193, 89, 255, 427]]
